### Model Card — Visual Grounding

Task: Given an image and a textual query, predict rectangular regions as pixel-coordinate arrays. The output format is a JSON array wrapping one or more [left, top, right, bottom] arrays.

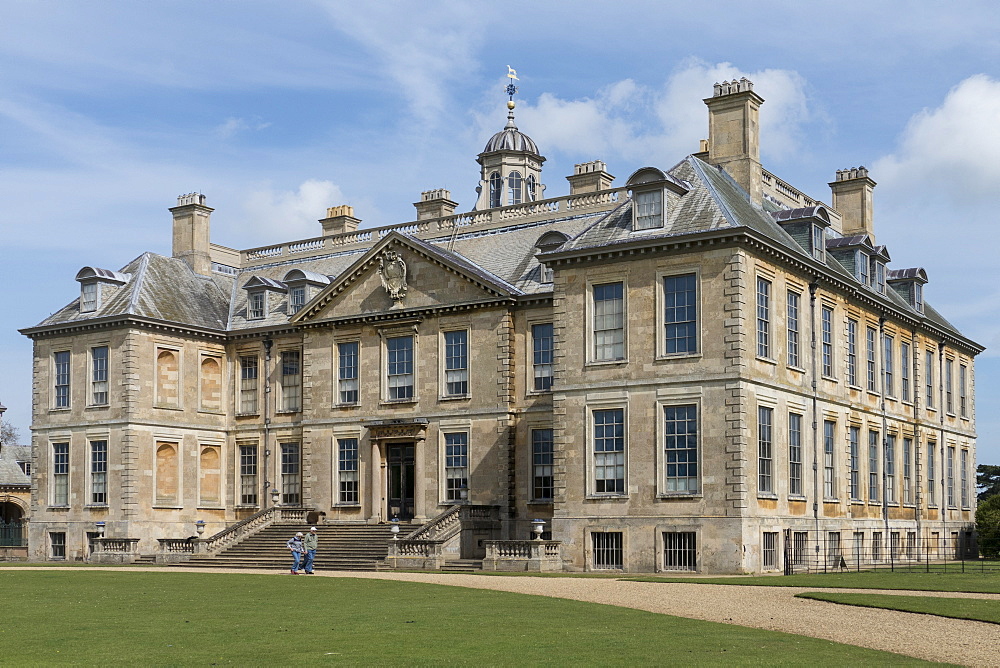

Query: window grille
[[592, 531, 623, 569], [763, 532, 778, 570], [663, 532, 697, 571], [664, 274, 697, 355], [792, 532, 807, 565]]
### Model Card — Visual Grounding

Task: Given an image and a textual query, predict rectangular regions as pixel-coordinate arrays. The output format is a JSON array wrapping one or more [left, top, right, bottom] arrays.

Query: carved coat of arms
[[378, 250, 407, 301]]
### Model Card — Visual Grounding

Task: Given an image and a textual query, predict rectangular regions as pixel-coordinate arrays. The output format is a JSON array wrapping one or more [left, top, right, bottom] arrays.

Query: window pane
[[664, 405, 697, 493], [532, 323, 554, 391], [445, 433, 468, 501], [664, 274, 697, 354], [634, 189, 663, 229], [756, 278, 770, 358], [338, 342, 359, 404], [239, 356, 259, 414], [387, 336, 414, 400], [91, 346, 109, 405], [54, 351, 70, 408], [281, 443, 300, 505], [594, 408, 624, 494], [281, 350, 301, 412], [593, 282, 624, 361], [338, 438, 359, 504], [239, 445, 258, 505], [532, 429, 554, 501], [91, 440, 107, 505], [444, 330, 468, 396]]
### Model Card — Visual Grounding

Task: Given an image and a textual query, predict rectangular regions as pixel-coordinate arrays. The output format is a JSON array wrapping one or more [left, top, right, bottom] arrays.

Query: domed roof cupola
[[482, 111, 540, 155], [474, 67, 546, 210]]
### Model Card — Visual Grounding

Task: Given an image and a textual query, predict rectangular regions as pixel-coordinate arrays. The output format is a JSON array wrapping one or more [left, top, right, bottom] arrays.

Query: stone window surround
[[332, 425, 363, 508], [654, 386, 702, 499], [152, 431, 184, 509], [585, 274, 628, 366], [655, 266, 702, 361], [49, 436, 72, 508], [153, 344, 183, 411], [333, 336, 361, 406], [236, 351, 260, 416], [197, 438, 225, 510], [276, 346, 302, 414], [585, 393, 628, 499], [197, 350, 225, 414], [86, 430, 111, 508], [525, 316, 554, 396], [439, 418, 472, 505], [235, 439, 259, 508], [438, 322, 471, 400], [377, 322, 419, 404]]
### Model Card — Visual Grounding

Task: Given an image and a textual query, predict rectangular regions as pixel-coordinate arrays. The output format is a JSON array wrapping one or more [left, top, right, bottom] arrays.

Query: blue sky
[[2, 1, 999, 463]]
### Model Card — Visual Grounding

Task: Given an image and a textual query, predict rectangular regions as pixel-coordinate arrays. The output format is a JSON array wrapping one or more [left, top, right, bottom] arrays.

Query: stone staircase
[[175, 522, 419, 571]]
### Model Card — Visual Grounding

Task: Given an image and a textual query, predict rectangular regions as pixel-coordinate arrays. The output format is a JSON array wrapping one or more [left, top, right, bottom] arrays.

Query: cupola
[[475, 72, 546, 210]]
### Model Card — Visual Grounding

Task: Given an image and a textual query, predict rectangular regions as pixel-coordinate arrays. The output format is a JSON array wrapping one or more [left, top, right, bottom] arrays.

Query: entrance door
[[387, 443, 415, 521]]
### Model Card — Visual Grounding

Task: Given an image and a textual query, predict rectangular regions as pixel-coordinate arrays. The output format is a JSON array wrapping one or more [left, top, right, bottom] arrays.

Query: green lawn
[[0, 570, 940, 666], [796, 592, 1000, 625], [624, 571, 1000, 593]]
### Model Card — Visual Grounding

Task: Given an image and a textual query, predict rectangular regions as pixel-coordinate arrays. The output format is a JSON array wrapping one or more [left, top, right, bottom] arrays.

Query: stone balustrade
[[482, 540, 562, 572]]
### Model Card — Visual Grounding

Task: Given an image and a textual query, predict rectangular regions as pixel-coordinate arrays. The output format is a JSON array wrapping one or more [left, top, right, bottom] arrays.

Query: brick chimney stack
[[170, 193, 213, 275], [319, 205, 361, 236], [703, 78, 764, 205], [829, 167, 876, 240]]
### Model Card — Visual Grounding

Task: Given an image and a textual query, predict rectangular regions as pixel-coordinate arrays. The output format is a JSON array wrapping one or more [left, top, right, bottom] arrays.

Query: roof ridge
[[125, 253, 152, 315]]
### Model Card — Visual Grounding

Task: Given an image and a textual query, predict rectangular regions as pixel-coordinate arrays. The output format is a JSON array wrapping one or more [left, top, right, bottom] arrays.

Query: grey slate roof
[[0, 445, 30, 487], [25, 153, 977, 350]]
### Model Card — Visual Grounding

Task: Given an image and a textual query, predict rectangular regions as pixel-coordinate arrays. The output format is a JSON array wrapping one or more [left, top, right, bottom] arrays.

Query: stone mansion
[[21, 78, 980, 573]]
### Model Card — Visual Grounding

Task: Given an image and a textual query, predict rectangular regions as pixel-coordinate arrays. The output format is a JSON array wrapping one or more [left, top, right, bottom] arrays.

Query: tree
[[0, 421, 20, 446], [977, 494, 1000, 559], [978, 464, 1000, 502]]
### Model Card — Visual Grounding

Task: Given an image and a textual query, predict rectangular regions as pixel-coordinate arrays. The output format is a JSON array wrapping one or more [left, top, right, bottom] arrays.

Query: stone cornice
[[20, 315, 228, 342]]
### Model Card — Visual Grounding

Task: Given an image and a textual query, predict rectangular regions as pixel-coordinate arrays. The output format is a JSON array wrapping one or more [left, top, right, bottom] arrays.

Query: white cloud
[[477, 60, 812, 169], [871, 74, 1000, 356], [875, 74, 1000, 201], [216, 117, 272, 139], [242, 179, 346, 240]]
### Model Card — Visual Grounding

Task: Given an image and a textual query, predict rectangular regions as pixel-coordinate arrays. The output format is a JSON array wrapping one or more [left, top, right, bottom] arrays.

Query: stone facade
[[21, 79, 981, 572]]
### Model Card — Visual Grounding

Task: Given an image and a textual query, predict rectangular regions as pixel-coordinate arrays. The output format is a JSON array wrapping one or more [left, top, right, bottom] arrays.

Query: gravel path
[[16, 567, 1000, 666]]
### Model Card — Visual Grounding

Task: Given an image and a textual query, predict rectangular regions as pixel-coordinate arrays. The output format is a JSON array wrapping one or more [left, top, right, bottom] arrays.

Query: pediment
[[292, 232, 520, 324]]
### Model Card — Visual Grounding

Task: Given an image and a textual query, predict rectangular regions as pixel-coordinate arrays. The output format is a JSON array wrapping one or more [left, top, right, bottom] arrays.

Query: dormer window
[[811, 225, 826, 262], [289, 286, 306, 314], [81, 282, 99, 312], [75, 266, 128, 314], [634, 190, 663, 230], [914, 283, 924, 313], [626, 166, 687, 233], [534, 231, 570, 285], [857, 251, 870, 285], [281, 269, 330, 318], [248, 291, 266, 320], [875, 262, 886, 294]]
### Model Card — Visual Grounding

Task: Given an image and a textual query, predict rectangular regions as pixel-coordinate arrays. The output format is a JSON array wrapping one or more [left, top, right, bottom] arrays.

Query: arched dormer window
[[626, 167, 686, 232], [489, 172, 502, 208], [508, 171, 523, 206], [534, 231, 570, 284], [526, 175, 536, 202]]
